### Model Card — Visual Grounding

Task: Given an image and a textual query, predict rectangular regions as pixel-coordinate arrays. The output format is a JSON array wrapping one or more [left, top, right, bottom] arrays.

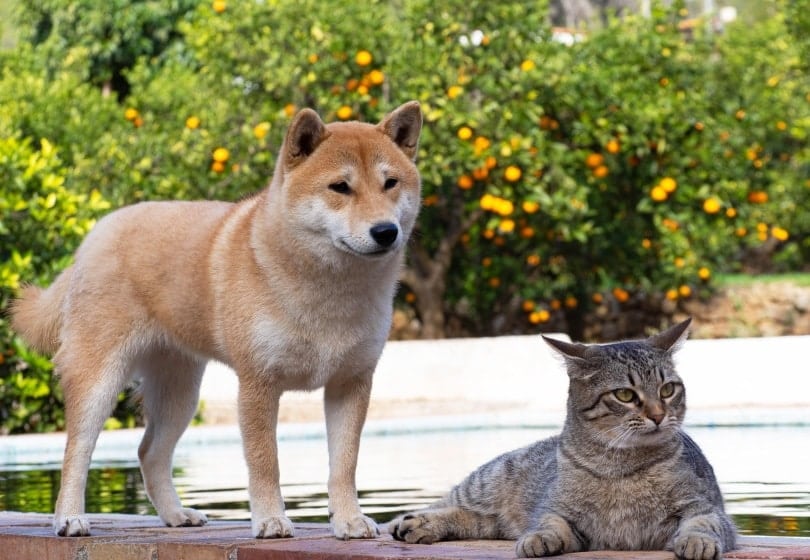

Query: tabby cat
[[388, 318, 736, 559]]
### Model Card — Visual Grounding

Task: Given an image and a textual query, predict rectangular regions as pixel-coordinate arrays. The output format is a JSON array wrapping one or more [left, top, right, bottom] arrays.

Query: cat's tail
[[10, 267, 72, 354]]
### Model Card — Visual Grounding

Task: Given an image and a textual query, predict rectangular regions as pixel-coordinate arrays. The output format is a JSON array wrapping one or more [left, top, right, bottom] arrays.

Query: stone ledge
[[1, 512, 808, 560]]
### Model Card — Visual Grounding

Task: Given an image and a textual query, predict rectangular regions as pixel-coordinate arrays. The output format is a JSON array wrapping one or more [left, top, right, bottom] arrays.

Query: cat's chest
[[556, 455, 682, 549]]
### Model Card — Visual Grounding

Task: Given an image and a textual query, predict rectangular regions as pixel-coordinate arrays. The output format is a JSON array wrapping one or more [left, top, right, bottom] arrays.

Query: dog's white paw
[[253, 515, 295, 538], [54, 514, 91, 537], [332, 513, 379, 540], [162, 507, 208, 527]]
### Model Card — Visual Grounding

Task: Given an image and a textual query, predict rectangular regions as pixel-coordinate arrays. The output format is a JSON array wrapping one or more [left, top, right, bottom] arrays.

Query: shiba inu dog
[[11, 101, 423, 540]]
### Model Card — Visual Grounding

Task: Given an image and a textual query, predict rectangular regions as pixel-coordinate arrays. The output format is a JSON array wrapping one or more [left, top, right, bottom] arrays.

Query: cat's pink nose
[[645, 403, 666, 425]]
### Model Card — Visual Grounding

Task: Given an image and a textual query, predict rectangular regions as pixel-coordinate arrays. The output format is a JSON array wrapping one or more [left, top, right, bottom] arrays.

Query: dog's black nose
[[370, 222, 399, 247]]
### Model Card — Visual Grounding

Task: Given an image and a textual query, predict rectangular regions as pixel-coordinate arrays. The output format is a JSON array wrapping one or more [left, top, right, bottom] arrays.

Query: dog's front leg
[[324, 374, 379, 540], [238, 378, 294, 538]]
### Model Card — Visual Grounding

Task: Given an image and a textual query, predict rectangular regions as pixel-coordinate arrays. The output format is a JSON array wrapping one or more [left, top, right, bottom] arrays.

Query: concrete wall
[[200, 334, 810, 427]]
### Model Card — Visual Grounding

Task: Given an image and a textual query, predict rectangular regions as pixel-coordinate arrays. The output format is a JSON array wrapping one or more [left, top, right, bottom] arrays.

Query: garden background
[[0, 0, 808, 434]]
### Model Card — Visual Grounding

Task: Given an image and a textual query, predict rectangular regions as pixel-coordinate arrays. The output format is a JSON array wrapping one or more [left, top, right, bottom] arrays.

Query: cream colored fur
[[11, 102, 423, 539]]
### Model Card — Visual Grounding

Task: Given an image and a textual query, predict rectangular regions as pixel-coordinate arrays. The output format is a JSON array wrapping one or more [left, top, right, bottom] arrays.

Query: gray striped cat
[[388, 318, 736, 559]]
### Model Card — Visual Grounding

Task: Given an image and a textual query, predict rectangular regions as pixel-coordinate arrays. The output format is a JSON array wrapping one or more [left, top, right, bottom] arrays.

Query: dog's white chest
[[246, 316, 383, 390]]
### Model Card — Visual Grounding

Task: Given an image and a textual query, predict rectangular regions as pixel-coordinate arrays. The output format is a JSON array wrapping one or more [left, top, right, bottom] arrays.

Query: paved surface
[[1, 513, 808, 560]]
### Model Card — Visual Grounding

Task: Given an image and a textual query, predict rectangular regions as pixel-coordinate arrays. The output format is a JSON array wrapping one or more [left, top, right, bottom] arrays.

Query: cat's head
[[544, 318, 691, 449]]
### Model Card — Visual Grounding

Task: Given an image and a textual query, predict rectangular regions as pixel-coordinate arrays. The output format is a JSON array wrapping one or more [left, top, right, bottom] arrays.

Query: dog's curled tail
[[10, 268, 72, 355]]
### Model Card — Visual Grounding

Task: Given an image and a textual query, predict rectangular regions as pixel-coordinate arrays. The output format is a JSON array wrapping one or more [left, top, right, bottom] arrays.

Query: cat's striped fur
[[389, 319, 736, 559]]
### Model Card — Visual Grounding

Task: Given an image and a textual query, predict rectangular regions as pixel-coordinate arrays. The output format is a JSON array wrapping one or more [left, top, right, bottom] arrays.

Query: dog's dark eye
[[329, 181, 351, 194], [384, 178, 398, 190]]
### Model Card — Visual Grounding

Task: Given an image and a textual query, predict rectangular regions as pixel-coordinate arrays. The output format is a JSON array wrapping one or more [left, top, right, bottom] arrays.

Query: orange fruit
[[253, 122, 270, 139], [593, 165, 609, 178], [585, 153, 604, 168], [612, 287, 630, 303], [771, 227, 789, 241], [605, 138, 620, 154], [212, 0, 226, 13], [522, 201, 540, 214], [702, 197, 721, 214], [504, 165, 522, 182], [368, 69, 385, 86], [529, 310, 550, 324], [212, 147, 230, 163], [336, 105, 353, 120], [498, 219, 515, 233], [659, 177, 677, 192], [650, 186, 668, 202], [124, 108, 139, 121], [457, 126, 473, 140], [185, 116, 200, 130], [447, 85, 463, 99], [457, 175, 473, 190], [355, 50, 373, 66]]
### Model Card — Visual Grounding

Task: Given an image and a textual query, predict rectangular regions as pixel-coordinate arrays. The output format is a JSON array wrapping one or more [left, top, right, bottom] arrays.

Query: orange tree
[[389, 1, 808, 337], [1, 0, 807, 348]]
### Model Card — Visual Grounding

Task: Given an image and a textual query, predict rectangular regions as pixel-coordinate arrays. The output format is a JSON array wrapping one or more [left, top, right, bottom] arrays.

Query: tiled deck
[[1, 512, 808, 560]]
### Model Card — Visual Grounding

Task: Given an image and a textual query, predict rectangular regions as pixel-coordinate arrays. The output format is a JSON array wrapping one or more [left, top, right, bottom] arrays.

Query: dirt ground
[[680, 281, 810, 339]]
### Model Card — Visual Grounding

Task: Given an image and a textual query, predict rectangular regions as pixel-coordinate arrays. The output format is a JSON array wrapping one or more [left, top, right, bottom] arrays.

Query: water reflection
[[1, 426, 808, 536]]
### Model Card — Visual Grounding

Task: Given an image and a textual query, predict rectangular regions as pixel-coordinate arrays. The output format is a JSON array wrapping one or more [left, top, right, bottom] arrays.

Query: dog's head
[[269, 102, 423, 264]]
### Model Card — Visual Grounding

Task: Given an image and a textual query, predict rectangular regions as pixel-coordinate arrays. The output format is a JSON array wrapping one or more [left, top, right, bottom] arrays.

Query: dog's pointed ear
[[378, 101, 422, 161], [283, 108, 329, 169]]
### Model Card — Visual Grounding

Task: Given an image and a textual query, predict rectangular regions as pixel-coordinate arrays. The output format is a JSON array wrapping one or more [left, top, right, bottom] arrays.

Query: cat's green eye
[[613, 388, 636, 403], [660, 382, 675, 398]]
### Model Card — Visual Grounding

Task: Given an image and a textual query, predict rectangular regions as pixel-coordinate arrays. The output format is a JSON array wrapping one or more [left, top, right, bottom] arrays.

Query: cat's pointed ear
[[648, 317, 692, 353], [542, 335, 599, 364]]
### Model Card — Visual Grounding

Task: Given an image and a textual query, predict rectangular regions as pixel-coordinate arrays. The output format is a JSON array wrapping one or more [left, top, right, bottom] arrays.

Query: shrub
[[0, 0, 806, 432], [0, 136, 108, 433]]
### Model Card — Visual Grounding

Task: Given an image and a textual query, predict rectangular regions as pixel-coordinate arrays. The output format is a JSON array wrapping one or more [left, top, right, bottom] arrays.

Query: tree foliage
[[0, 0, 807, 432]]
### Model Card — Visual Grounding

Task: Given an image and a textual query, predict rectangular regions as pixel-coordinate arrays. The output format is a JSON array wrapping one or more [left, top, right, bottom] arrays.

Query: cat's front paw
[[516, 530, 565, 558], [388, 513, 441, 544], [674, 532, 722, 560]]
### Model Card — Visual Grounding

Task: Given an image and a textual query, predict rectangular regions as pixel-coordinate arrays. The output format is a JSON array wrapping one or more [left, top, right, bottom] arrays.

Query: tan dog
[[11, 101, 423, 539]]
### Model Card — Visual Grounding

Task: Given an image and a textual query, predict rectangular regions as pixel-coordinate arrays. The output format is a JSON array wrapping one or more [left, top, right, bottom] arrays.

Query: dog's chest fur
[[247, 307, 389, 390]]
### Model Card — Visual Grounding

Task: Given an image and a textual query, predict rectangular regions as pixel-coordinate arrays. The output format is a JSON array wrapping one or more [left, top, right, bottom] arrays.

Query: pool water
[[1, 425, 809, 536]]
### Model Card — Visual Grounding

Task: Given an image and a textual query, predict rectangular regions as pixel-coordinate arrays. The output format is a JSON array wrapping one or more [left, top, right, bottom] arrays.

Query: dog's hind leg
[[137, 349, 208, 528], [53, 350, 129, 536]]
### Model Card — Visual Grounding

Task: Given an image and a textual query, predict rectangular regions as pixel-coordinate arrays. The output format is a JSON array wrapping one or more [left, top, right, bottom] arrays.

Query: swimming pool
[[1, 421, 808, 536]]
